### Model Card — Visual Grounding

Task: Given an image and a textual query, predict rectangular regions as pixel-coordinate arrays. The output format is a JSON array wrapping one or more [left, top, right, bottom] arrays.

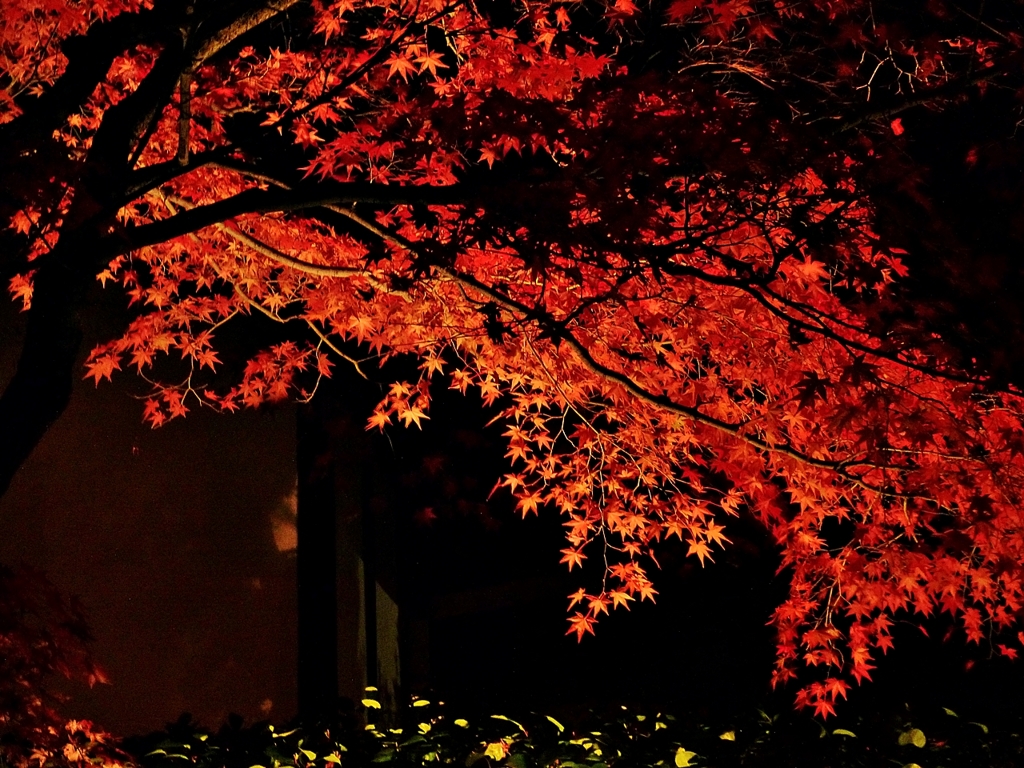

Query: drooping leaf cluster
[[4, 0, 1024, 717]]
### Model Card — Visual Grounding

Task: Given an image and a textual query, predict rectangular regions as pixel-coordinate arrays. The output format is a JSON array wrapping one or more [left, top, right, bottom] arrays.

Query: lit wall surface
[[0, 351, 298, 733]]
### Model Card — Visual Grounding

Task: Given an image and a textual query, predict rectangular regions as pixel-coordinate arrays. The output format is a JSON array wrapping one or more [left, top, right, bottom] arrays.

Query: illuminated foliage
[[3, 0, 1024, 717], [128, 698, 1024, 768]]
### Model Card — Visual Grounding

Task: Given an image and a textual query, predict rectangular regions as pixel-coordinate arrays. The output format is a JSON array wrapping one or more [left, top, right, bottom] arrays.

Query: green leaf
[[484, 743, 507, 760], [832, 729, 857, 738], [362, 699, 382, 709], [412, 699, 431, 707], [299, 750, 316, 760], [970, 721, 989, 734], [508, 754, 528, 768], [898, 728, 926, 748], [718, 731, 735, 742], [491, 715, 527, 733], [454, 719, 469, 728], [324, 755, 342, 764], [546, 715, 565, 733], [674, 747, 698, 767], [942, 707, 958, 717]]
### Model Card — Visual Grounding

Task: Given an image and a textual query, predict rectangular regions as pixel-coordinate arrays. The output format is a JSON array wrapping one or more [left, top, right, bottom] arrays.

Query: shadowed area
[[0, 293, 298, 731]]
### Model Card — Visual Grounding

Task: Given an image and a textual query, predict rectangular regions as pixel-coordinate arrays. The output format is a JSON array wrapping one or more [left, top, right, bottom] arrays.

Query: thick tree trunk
[[0, 236, 97, 500], [0, 13, 184, 501]]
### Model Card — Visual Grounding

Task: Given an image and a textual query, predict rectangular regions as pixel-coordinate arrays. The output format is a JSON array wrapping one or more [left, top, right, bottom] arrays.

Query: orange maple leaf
[[609, 590, 634, 609], [399, 405, 429, 428], [559, 547, 585, 570], [415, 51, 448, 76], [479, 147, 499, 168], [587, 594, 611, 616], [518, 491, 543, 516], [384, 54, 417, 81], [8, 272, 35, 311], [366, 411, 391, 431], [704, 521, 730, 547], [84, 355, 121, 386], [566, 612, 596, 641], [687, 539, 714, 565]]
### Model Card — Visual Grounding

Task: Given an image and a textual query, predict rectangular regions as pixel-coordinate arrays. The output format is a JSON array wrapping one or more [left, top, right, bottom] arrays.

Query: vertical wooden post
[[362, 491, 378, 692], [296, 395, 339, 722]]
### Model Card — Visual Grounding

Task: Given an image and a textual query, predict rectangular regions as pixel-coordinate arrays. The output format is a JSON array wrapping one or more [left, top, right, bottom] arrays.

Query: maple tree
[[4, 0, 1024, 720]]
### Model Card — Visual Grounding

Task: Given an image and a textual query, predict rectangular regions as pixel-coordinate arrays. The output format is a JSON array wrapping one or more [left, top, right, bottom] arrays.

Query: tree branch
[[120, 182, 470, 252], [159, 193, 407, 298], [0, 7, 169, 155], [326, 205, 918, 498], [838, 68, 1007, 133], [176, 71, 192, 166], [190, 0, 303, 67], [124, 151, 226, 199]]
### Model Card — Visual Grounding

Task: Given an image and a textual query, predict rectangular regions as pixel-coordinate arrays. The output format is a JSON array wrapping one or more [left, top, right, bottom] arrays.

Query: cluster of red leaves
[[0, 0, 150, 124], [0, 566, 123, 767], [25, 719, 127, 768], [5, 0, 1024, 720]]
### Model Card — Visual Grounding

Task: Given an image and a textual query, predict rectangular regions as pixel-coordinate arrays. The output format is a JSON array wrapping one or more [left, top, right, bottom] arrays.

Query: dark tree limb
[[191, 0, 303, 66], [837, 68, 1007, 133], [177, 71, 193, 166], [0, 8, 168, 159], [119, 182, 472, 252]]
